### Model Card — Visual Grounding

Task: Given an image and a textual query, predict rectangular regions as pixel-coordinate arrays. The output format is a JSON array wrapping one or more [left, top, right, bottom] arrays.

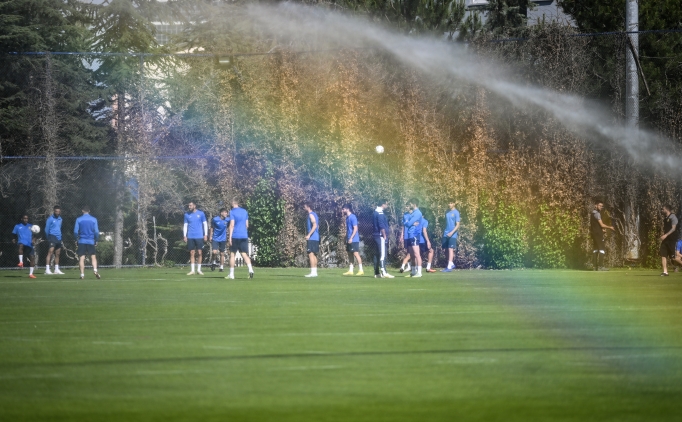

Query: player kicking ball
[[210, 208, 230, 272], [12, 214, 38, 278], [226, 198, 254, 280]]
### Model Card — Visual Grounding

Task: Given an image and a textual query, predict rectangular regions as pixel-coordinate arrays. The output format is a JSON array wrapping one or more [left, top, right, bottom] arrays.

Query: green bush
[[246, 177, 285, 267], [480, 198, 528, 269], [530, 204, 581, 269]]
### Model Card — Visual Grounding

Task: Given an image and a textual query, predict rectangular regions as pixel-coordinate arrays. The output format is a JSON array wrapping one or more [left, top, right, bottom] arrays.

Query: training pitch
[[1, 267, 681, 421]]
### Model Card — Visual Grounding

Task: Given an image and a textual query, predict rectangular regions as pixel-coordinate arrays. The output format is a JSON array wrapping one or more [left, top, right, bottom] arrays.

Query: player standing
[[303, 202, 320, 278], [441, 201, 460, 272], [226, 198, 254, 280], [74, 206, 100, 280], [419, 214, 436, 273], [210, 208, 230, 272], [590, 200, 614, 271], [12, 214, 37, 278], [44, 205, 64, 275], [404, 198, 423, 277], [659, 204, 678, 277], [373, 200, 394, 278], [399, 204, 412, 273], [342, 203, 363, 276], [183, 201, 208, 276]]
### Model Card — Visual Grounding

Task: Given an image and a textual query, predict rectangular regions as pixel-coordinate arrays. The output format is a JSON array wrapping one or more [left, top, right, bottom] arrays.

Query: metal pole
[[625, 0, 638, 128]]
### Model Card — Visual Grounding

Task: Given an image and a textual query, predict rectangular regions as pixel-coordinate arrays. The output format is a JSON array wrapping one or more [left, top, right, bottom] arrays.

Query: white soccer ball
[[31, 225, 40, 234], [375, 145, 384, 154]]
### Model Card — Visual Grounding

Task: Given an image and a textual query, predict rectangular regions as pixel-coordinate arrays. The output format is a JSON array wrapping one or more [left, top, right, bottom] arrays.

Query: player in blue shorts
[[74, 206, 100, 280], [209, 208, 230, 272], [44, 205, 64, 275], [399, 204, 412, 273], [342, 203, 363, 276], [12, 214, 37, 278], [303, 202, 320, 278], [419, 215, 436, 273], [404, 198, 423, 277], [226, 198, 254, 280], [184, 201, 208, 275], [441, 201, 461, 272], [672, 239, 682, 272]]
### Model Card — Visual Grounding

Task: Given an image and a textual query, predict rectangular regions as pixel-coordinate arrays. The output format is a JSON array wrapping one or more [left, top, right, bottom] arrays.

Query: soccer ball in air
[[375, 145, 384, 154], [31, 225, 40, 234]]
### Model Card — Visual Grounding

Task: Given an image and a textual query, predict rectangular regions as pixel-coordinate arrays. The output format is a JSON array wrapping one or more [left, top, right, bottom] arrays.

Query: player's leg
[[226, 251, 236, 279], [306, 252, 318, 277], [240, 251, 254, 279], [353, 247, 363, 275], [17, 243, 24, 267], [426, 247, 435, 272], [188, 249, 196, 275], [343, 244, 354, 275], [45, 245, 54, 274], [53, 241, 63, 274], [27, 247, 36, 278], [79, 254, 86, 279], [211, 243, 219, 271], [673, 252, 682, 270], [411, 243, 422, 276], [196, 248, 204, 274], [220, 251, 225, 271], [400, 251, 410, 273], [92, 252, 100, 279]]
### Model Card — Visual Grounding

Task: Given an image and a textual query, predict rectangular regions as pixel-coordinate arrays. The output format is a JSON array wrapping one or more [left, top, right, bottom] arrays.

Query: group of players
[[20, 198, 680, 279], [11, 205, 101, 279]]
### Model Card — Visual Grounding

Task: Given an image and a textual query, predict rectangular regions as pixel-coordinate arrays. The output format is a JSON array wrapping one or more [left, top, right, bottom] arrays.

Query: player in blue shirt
[[673, 239, 682, 272], [441, 201, 461, 272], [74, 206, 100, 280], [303, 202, 320, 278], [342, 203, 363, 276], [44, 205, 64, 275], [183, 201, 208, 275], [372, 200, 394, 278], [404, 198, 423, 277], [12, 214, 37, 278], [419, 215, 436, 273], [399, 204, 412, 273], [209, 208, 230, 272], [226, 198, 254, 280]]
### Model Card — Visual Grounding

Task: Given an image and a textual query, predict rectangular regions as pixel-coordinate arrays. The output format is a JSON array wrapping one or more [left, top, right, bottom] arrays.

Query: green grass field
[[1, 267, 682, 421]]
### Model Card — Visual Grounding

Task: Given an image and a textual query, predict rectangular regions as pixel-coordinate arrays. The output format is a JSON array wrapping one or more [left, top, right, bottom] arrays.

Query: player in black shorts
[[659, 204, 678, 276], [590, 200, 615, 271]]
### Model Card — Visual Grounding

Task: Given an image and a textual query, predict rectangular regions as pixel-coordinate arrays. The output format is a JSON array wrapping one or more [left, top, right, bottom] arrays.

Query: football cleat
[[382, 273, 395, 279], [225, 275, 235, 280], [45, 269, 53, 275], [29, 274, 37, 279], [197, 270, 204, 275], [399, 267, 405, 273], [186, 271, 196, 276], [219, 268, 224, 272], [441, 268, 452, 273], [80, 275, 85, 280], [94, 272, 101, 280], [249, 272, 254, 279], [210, 262, 216, 272], [18, 262, 24, 268], [54, 269, 64, 275], [305, 273, 318, 278], [355, 270, 364, 276], [426, 268, 437, 273], [412, 273, 422, 278], [342, 271, 354, 276], [661, 272, 669, 277]]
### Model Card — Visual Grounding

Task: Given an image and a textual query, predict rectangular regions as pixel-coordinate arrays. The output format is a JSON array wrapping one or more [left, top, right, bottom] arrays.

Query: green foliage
[[163, 260, 175, 268], [246, 177, 285, 267], [479, 197, 529, 269], [530, 205, 581, 269], [483, 0, 535, 35], [644, 225, 661, 269]]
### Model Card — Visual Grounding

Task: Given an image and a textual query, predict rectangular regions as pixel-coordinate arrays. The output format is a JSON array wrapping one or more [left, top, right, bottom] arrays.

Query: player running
[[226, 198, 254, 280], [74, 206, 100, 280], [342, 203, 363, 276], [419, 214, 436, 273], [44, 205, 64, 275], [441, 201, 460, 272], [12, 214, 37, 278], [404, 198, 423, 278], [209, 208, 230, 272], [183, 201, 208, 275], [373, 199, 394, 278], [590, 200, 614, 272], [659, 204, 678, 277], [303, 202, 320, 278]]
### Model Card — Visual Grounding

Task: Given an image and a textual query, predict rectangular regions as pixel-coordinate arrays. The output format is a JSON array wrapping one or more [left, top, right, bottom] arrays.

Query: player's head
[[409, 198, 419, 209], [303, 202, 312, 213], [231, 197, 240, 208], [82, 206, 90, 214], [662, 204, 673, 216], [53, 205, 61, 217], [594, 199, 604, 211], [448, 200, 456, 210], [378, 199, 388, 209], [342, 203, 354, 215], [404, 202, 411, 213], [219, 208, 228, 218], [21, 214, 29, 224], [188, 201, 196, 212]]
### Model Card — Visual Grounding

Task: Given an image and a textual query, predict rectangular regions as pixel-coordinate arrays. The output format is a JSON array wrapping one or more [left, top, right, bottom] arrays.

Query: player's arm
[[597, 219, 614, 231], [183, 214, 188, 242], [94, 220, 100, 246], [12, 228, 17, 244], [306, 214, 317, 240], [447, 221, 460, 238], [209, 221, 214, 241], [202, 219, 208, 241], [423, 226, 431, 249], [73, 220, 80, 243], [349, 224, 358, 244], [228, 219, 235, 245], [45, 217, 51, 236], [662, 222, 677, 240]]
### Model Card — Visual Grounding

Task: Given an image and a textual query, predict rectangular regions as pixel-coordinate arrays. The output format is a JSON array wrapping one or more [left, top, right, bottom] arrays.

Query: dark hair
[[409, 198, 419, 207], [21, 214, 29, 219], [343, 203, 354, 213], [303, 202, 312, 209], [378, 199, 388, 207], [219, 208, 228, 213], [82, 206, 90, 213], [663, 204, 673, 212], [594, 199, 604, 206], [188, 201, 196, 206], [53, 205, 60, 210]]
